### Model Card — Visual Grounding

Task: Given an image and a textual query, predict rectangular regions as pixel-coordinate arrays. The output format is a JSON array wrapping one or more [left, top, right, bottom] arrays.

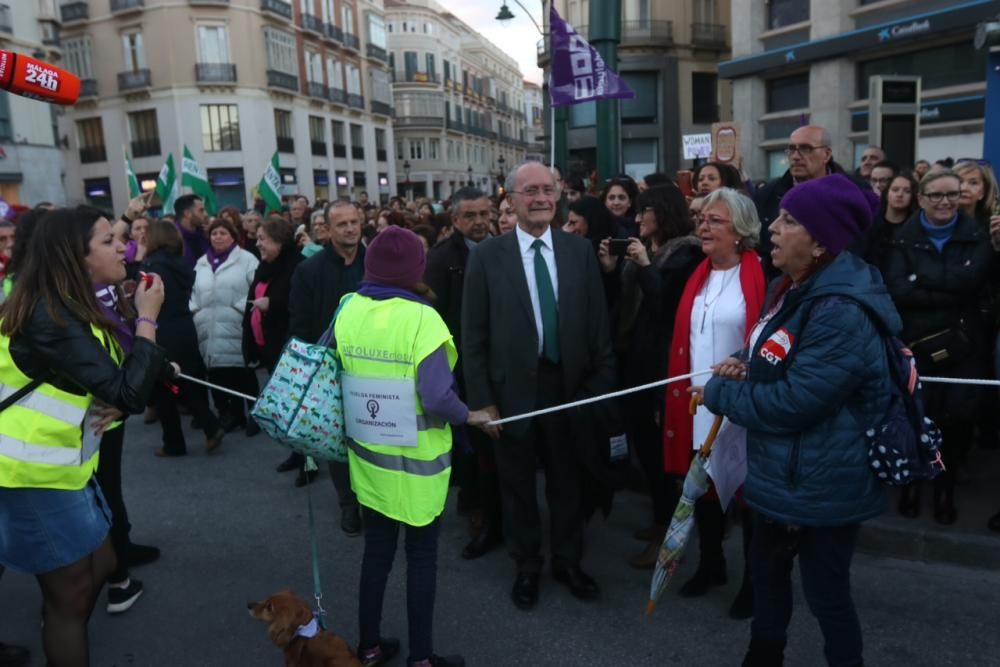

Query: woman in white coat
[[191, 217, 261, 435]]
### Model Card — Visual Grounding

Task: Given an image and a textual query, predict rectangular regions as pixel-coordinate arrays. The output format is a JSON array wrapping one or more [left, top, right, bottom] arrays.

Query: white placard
[[705, 421, 748, 511], [341, 374, 418, 447], [682, 133, 713, 160]]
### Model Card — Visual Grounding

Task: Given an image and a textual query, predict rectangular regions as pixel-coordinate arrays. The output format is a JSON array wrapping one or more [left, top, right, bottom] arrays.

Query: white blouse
[[690, 266, 745, 450]]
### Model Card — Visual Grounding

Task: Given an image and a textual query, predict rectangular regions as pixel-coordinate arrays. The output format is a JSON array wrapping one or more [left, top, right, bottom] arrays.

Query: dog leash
[[304, 456, 328, 630]]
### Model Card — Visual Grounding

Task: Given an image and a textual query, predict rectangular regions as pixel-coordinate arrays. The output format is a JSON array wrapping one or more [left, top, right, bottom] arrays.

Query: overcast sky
[[446, 2, 545, 85]]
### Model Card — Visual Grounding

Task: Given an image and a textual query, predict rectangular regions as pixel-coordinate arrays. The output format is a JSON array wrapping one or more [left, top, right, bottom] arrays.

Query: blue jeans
[[749, 513, 863, 667], [358, 507, 440, 663]]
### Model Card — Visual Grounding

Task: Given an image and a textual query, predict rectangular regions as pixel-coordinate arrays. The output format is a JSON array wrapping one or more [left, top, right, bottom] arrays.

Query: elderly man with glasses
[[753, 125, 871, 278]]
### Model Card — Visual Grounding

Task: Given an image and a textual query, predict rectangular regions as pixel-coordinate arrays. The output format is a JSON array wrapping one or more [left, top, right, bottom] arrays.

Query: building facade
[[385, 0, 526, 200], [57, 0, 395, 214], [523, 80, 545, 163], [539, 0, 733, 179], [0, 0, 67, 207], [724, 0, 999, 180]]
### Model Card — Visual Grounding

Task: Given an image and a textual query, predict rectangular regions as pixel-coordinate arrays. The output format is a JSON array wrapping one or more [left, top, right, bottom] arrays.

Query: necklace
[[700, 268, 739, 333]]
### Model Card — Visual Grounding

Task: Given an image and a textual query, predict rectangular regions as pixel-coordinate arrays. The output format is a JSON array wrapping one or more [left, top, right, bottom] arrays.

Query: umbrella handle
[[688, 393, 701, 416], [698, 414, 724, 458]]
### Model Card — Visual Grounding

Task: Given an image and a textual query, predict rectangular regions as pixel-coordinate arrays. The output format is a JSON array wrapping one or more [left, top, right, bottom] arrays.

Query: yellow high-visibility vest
[[0, 322, 122, 490], [335, 293, 456, 527]]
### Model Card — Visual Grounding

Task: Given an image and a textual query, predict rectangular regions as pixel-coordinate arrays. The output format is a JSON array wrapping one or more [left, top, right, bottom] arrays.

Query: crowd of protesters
[[1, 122, 1000, 667]]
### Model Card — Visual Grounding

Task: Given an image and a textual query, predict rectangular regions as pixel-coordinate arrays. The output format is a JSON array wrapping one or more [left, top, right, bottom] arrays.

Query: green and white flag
[[155, 153, 179, 215], [257, 152, 282, 213], [123, 145, 141, 199], [181, 145, 218, 215]]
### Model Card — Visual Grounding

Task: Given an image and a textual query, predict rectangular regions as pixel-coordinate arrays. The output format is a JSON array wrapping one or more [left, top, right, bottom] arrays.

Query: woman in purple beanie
[[694, 173, 902, 666], [332, 226, 494, 667]]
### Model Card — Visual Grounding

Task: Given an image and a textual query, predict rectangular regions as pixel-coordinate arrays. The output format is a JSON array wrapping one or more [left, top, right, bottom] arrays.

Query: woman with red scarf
[[663, 187, 765, 619]]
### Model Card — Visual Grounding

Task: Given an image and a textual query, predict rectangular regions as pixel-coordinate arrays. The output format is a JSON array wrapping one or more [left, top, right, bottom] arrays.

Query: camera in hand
[[608, 239, 632, 256]]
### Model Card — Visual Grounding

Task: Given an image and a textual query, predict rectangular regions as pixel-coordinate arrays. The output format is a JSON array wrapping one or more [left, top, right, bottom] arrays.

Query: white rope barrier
[[173, 371, 1000, 428]]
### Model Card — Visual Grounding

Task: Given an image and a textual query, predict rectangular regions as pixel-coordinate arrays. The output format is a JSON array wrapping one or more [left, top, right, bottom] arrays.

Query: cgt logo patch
[[760, 327, 794, 366]]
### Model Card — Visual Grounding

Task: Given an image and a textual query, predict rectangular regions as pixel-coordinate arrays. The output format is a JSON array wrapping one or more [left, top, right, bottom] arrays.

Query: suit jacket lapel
[[502, 231, 536, 325], [551, 228, 571, 324]]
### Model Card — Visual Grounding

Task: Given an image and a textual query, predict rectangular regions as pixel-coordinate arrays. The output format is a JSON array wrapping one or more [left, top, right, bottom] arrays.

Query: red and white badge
[[759, 327, 794, 366]]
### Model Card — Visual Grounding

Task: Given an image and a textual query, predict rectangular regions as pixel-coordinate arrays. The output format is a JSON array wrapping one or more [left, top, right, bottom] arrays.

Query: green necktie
[[531, 239, 560, 363]]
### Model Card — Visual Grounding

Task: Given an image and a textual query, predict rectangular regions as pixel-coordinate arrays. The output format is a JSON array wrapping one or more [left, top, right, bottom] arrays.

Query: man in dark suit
[[288, 201, 365, 530], [462, 162, 616, 610], [425, 187, 503, 560]]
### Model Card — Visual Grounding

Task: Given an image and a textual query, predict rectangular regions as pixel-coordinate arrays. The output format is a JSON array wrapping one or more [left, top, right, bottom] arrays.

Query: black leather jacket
[[8, 302, 167, 414]]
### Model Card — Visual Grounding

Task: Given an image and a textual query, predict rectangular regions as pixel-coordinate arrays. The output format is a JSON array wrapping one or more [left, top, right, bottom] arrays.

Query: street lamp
[[467, 164, 474, 187], [497, 155, 506, 194], [402, 159, 412, 199], [495, 0, 543, 36]]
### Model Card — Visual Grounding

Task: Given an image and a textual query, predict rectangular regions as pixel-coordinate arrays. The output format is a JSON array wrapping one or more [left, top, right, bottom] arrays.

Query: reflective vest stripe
[[0, 384, 88, 427], [347, 438, 451, 476], [0, 434, 98, 467]]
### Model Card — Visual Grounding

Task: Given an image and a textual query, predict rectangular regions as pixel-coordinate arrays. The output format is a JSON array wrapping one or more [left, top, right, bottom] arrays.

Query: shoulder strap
[[0, 377, 47, 413], [317, 293, 355, 348]]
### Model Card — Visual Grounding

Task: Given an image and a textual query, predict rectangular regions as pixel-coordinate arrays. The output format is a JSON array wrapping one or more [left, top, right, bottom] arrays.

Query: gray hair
[[919, 168, 960, 194], [504, 161, 557, 195], [701, 187, 761, 251]]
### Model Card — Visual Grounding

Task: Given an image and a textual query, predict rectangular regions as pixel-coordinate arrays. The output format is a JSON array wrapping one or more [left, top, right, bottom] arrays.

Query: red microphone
[[0, 50, 80, 106]]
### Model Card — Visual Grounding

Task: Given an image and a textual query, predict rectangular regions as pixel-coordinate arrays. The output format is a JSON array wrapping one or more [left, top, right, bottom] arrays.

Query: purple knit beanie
[[364, 226, 426, 289], [779, 173, 874, 256]]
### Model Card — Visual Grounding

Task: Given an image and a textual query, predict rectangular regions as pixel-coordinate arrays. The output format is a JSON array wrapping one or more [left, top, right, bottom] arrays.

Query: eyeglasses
[[512, 186, 558, 198], [921, 191, 961, 203], [784, 144, 829, 156], [700, 215, 731, 227]]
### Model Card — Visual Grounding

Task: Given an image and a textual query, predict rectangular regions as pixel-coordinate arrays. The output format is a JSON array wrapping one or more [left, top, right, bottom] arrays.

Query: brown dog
[[248, 591, 362, 667]]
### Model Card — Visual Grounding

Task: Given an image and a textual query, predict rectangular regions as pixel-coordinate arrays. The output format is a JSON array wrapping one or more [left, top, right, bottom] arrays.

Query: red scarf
[[662, 251, 765, 474]]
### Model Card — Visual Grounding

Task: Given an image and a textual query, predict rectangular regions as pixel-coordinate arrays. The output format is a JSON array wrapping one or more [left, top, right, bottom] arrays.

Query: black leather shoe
[[511, 572, 539, 610], [461, 527, 502, 560], [276, 454, 300, 473], [679, 561, 727, 597], [551, 565, 599, 601], [0, 642, 30, 667], [127, 543, 161, 568], [358, 637, 399, 667], [295, 469, 318, 487], [341, 505, 362, 537]]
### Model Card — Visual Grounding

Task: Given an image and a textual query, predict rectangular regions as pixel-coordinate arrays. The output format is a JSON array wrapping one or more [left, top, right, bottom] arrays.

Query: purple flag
[[549, 5, 634, 107]]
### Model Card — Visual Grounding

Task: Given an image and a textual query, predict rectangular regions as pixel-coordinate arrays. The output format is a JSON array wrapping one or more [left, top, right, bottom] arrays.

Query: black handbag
[[907, 325, 970, 367]]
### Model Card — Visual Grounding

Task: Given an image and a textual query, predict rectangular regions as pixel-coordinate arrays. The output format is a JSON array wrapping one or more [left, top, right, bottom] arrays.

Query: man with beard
[[424, 188, 501, 559], [287, 201, 366, 528]]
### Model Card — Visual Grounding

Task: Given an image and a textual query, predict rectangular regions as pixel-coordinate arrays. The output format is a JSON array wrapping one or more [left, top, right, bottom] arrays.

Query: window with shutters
[[201, 104, 241, 152], [63, 37, 94, 79], [77, 117, 107, 163], [264, 28, 297, 75], [128, 110, 160, 157]]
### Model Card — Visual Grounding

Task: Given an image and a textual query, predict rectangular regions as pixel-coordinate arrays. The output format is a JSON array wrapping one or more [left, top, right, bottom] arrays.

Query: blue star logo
[[785, 50, 796, 63], [878, 28, 891, 41]]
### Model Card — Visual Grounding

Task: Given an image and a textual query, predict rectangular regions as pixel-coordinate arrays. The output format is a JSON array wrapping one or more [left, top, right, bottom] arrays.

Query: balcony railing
[[261, 0, 292, 20], [392, 115, 445, 129], [333, 143, 346, 158], [80, 146, 107, 164], [267, 69, 298, 92], [403, 71, 438, 84], [302, 13, 324, 34], [370, 100, 392, 116], [80, 78, 98, 98], [367, 44, 387, 62], [691, 22, 727, 49], [189, 0, 230, 4], [60, 2, 89, 23], [325, 23, 343, 43], [110, 0, 144, 14], [196, 63, 237, 83], [621, 19, 673, 44], [347, 93, 364, 109], [42, 33, 61, 47], [446, 119, 465, 133], [308, 82, 326, 99], [117, 69, 151, 92], [351, 146, 364, 160], [328, 87, 347, 105], [311, 140, 327, 156], [277, 136, 294, 153], [131, 138, 160, 158], [343, 32, 360, 51]]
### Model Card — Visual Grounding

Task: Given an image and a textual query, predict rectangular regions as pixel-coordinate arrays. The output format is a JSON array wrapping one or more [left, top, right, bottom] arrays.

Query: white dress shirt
[[515, 224, 559, 357]]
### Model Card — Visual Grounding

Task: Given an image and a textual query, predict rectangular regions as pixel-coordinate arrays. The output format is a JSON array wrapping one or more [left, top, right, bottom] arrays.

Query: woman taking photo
[[191, 217, 260, 436], [882, 170, 994, 524], [242, 218, 307, 484], [700, 174, 897, 666], [0, 206, 167, 666], [142, 221, 224, 457], [856, 172, 919, 268], [663, 187, 764, 619], [334, 227, 492, 667], [601, 176, 639, 238], [597, 185, 702, 569]]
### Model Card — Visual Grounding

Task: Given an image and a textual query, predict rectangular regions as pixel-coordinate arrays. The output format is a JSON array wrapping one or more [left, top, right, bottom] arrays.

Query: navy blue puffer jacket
[[704, 252, 900, 527]]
